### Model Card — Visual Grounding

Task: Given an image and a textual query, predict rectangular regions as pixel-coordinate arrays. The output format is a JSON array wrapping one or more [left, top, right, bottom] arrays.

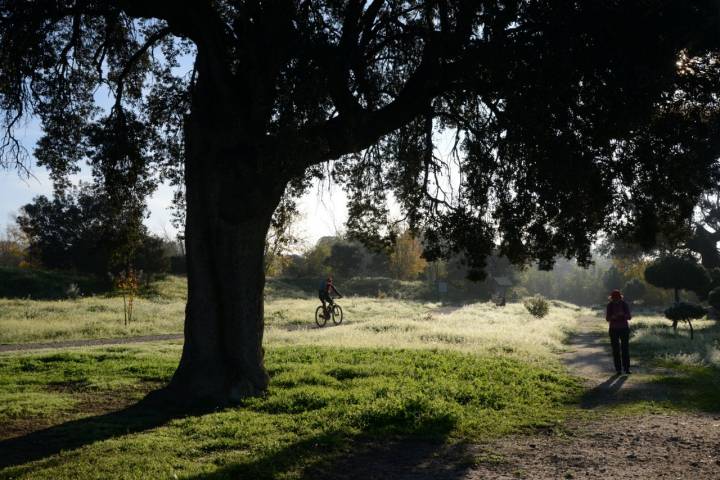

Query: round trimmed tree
[[644, 256, 711, 303], [707, 287, 720, 311]]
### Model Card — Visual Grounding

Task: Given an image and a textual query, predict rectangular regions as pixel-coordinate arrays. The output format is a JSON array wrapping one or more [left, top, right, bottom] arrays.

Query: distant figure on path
[[606, 289, 632, 374]]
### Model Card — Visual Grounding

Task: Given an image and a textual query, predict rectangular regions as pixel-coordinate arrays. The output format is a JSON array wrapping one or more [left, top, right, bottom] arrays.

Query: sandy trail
[[0, 333, 183, 353]]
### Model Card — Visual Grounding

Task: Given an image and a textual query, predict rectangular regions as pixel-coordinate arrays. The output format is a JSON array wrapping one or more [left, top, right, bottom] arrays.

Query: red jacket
[[606, 300, 631, 329]]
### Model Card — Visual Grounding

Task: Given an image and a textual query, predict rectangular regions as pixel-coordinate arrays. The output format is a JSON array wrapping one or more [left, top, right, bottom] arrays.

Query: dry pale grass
[[0, 296, 186, 343], [626, 312, 720, 368], [0, 275, 588, 364], [266, 297, 588, 363]]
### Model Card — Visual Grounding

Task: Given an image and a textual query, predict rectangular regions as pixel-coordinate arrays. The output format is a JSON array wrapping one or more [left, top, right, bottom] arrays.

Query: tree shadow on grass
[[2, 392, 474, 479], [579, 368, 720, 413], [183, 414, 472, 480], [0, 390, 203, 470]]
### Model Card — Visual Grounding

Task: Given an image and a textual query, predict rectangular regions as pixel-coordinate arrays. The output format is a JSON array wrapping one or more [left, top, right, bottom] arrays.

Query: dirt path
[[465, 315, 720, 479], [0, 333, 183, 353]]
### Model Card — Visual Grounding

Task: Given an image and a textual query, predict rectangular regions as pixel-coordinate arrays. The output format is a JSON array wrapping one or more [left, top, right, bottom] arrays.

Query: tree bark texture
[[167, 54, 285, 404]]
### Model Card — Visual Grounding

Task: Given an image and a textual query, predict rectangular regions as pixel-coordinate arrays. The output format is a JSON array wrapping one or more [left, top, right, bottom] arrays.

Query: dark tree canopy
[[2, 1, 720, 273], [16, 184, 170, 276], [2, 1, 720, 403]]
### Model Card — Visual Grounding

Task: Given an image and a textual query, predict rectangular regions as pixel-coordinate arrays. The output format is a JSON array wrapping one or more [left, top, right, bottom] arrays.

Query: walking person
[[606, 289, 632, 374]]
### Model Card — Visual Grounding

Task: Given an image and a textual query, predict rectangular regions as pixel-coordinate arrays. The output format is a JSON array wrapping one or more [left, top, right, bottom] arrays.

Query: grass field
[[1, 275, 719, 478], [0, 345, 581, 479]]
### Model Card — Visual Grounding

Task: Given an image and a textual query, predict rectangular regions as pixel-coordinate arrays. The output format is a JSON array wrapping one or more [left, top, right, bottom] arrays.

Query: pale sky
[[0, 158, 348, 247]]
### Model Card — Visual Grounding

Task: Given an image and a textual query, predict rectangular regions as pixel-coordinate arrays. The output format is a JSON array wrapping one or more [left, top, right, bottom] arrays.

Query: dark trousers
[[318, 290, 333, 309], [609, 327, 630, 373]]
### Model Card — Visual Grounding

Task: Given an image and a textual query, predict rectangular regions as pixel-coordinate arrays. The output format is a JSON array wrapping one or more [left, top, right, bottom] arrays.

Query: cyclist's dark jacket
[[318, 280, 341, 299]]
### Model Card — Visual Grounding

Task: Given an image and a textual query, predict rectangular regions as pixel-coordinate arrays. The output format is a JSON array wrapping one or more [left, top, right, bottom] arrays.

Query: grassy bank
[[0, 274, 587, 478], [0, 344, 581, 479]]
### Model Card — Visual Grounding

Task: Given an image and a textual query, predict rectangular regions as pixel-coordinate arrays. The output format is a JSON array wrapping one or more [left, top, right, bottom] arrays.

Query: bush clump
[[524, 295, 550, 318]]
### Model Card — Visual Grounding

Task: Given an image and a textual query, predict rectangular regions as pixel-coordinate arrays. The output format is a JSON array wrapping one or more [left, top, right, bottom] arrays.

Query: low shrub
[[524, 294, 550, 318], [664, 302, 706, 322]]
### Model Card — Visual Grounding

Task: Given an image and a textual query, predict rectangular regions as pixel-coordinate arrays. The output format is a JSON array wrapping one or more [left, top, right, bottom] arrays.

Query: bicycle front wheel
[[332, 304, 343, 325], [315, 306, 328, 327]]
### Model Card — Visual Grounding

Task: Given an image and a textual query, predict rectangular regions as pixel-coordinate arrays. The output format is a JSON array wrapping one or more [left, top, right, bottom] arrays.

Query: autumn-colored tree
[[389, 231, 427, 281], [0, 224, 27, 268]]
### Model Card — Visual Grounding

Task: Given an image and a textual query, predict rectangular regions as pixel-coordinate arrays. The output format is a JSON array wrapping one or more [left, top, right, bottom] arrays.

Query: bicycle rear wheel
[[332, 304, 343, 325], [315, 306, 328, 327]]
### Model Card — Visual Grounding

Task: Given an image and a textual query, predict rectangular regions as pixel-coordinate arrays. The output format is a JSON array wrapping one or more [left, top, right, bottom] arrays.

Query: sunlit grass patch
[[0, 276, 586, 352], [0, 295, 187, 344], [266, 300, 586, 364], [0, 391, 77, 420], [0, 343, 180, 425], [0, 345, 581, 480], [629, 313, 720, 368]]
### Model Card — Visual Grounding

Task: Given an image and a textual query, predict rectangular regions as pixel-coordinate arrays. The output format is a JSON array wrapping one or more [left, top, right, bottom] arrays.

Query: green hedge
[[0, 267, 107, 299]]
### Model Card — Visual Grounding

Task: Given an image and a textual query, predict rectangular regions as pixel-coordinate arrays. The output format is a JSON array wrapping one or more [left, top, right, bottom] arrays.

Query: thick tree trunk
[[166, 59, 285, 404]]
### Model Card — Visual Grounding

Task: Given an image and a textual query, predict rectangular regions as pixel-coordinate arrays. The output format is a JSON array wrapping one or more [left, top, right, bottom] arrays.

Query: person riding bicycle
[[318, 275, 342, 317]]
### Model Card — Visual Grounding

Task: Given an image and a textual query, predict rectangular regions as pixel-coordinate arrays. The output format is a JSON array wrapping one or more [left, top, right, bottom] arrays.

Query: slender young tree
[[1, 1, 720, 404]]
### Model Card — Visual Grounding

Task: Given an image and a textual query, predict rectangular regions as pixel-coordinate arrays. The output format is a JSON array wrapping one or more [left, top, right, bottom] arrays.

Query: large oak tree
[[2, 1, 720, 404]]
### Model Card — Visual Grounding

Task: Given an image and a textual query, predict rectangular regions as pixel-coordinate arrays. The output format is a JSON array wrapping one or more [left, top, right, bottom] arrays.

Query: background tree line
[[0, 183, 185, 284], [7, 184, 720, 311]]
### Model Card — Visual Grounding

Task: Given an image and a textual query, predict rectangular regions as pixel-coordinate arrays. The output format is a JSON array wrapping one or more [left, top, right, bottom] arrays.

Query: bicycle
[[315, 298, 344, 327]]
